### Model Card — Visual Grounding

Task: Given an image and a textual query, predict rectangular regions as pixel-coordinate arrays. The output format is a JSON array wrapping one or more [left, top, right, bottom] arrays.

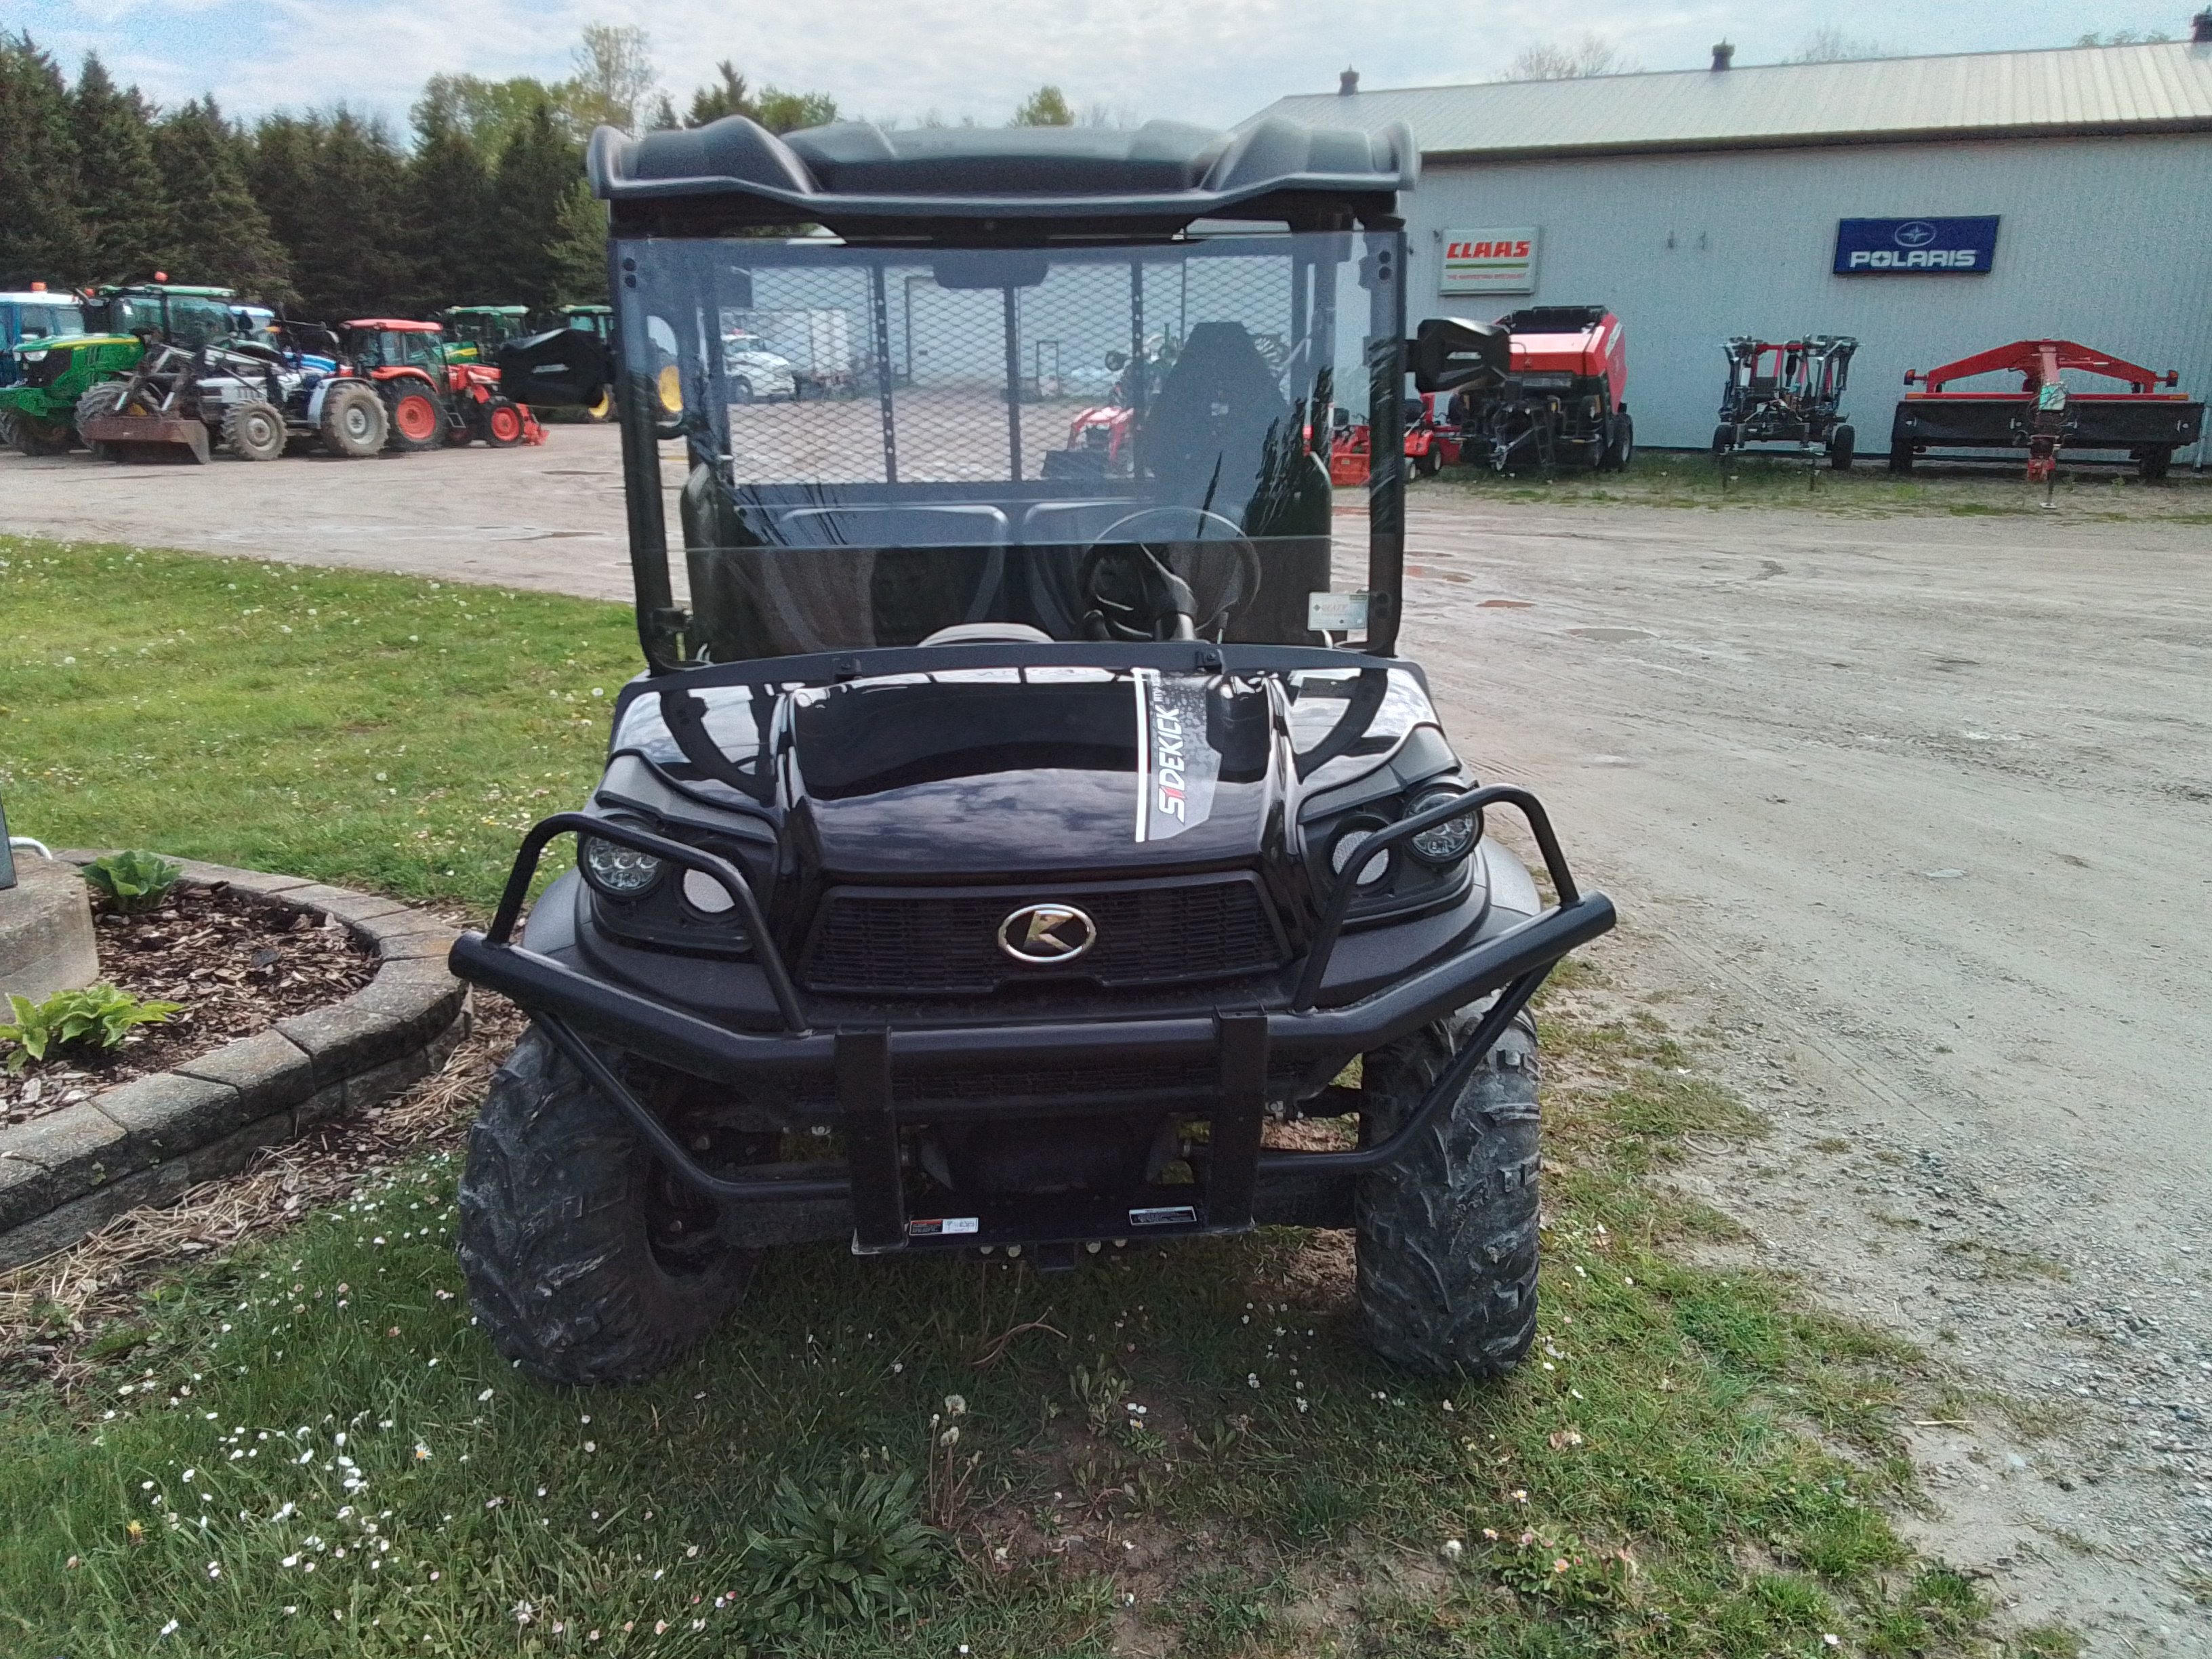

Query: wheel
[[657, 363, 682, 415], [2137, 445, 2171, 482], [222, 399, 286, 462], [1828, 424, 1856, 472], [457, 1026, 759, 1387], [14, 411, 73, 456], [482, 396, 526, 447], [1355, 1007, 1541, 1376], [1609, 413, 1635, 472], [728, 375, 755, 405], [1712, 424, 1733, 456], [581, 387, 614, 424], [72, 381, 132, 459], [384, 384, 444, 452], [1413, 444, 1440, 478], [319, 382, 388, 457], [1887, 410, 1915, 473], [0, 409, 16, 451]]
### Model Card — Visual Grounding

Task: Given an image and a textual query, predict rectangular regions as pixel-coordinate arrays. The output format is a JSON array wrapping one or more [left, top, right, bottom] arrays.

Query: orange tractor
[[337, 319, 541, 449]]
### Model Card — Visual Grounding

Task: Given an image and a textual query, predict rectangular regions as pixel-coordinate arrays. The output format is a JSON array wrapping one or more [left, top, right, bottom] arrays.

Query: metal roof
[[1254, 41, 2212, 161]]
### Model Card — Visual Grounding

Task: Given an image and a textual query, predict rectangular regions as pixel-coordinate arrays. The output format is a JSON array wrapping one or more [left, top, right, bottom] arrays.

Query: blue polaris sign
[[1834, 216, 1999, 274]]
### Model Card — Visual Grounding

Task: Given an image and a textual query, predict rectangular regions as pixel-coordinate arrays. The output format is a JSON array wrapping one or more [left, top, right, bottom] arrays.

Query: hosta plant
[[1, 984, 184, 1072], [81, 850, 184, 913]]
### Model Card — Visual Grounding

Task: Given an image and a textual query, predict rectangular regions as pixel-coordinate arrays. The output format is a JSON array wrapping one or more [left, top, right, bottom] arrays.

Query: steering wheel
[[1078, 508, 1263, 642]]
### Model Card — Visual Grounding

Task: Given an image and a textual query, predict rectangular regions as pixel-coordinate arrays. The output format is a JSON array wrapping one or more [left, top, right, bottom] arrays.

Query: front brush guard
[[450, 789, 1616, 1254]]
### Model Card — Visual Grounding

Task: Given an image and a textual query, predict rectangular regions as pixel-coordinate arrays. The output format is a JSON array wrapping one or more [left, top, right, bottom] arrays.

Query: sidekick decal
[[1132, 668, 1221, 843]]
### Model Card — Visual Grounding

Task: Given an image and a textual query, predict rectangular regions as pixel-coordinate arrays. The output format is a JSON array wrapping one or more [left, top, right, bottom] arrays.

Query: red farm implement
[[1890, 339, 2202, 481]]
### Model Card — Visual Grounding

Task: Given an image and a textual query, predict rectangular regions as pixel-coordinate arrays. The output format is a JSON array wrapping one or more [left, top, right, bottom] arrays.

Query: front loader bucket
[[81, 415, 210, 464]]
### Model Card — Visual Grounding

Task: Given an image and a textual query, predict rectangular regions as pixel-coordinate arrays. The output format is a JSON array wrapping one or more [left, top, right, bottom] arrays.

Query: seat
[[918, 621, 1054, 646], [1135, 321, 1289, 523]]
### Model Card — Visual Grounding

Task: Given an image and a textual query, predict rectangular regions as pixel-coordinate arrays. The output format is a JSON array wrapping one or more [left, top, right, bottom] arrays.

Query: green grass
[[0, 535, 2049, 1656], [1411, 449, 2212, 520], [0, 535, 637, 911]]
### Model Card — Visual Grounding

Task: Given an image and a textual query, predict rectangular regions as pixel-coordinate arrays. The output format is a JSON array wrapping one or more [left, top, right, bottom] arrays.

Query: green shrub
[[81, 849, 184, 912], [0, 983, 184, 1071], [739, 1463, 941, 1636]]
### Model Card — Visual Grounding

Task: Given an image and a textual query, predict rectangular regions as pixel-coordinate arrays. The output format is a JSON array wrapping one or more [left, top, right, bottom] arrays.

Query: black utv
[[450, 112, 1617, 1387]]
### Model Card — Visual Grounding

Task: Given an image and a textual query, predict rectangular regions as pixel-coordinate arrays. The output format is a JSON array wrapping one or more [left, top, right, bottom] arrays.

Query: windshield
[[615, 230, 1404, 664], [15, 304, 83, 341]]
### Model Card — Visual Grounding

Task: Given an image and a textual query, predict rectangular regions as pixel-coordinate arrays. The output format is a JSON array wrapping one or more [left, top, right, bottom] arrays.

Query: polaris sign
[[1835, 217, 1999, 275]]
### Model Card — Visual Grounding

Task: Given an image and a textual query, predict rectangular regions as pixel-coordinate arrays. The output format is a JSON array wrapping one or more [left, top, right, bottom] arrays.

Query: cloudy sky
[[9, 0, 2194, 135]]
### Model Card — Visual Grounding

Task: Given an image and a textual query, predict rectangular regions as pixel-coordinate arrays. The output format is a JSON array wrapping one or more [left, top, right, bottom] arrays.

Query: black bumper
[[450, 786, 1616, 1254]]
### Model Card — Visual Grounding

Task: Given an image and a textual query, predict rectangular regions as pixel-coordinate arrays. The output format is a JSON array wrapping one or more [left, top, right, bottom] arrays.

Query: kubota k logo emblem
[[997, 903, 1098, 964]]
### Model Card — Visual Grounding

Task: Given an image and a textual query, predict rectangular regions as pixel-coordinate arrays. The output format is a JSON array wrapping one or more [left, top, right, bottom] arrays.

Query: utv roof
[[588, 115, 1417, 235], [0, 291, 81, 306]]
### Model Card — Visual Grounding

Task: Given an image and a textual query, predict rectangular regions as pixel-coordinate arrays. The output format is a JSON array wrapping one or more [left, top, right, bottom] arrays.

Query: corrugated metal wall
[[1405, 134, 2212, 461]]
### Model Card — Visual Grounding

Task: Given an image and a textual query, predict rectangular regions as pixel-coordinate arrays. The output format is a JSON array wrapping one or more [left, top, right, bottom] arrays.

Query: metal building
[[1252, 38, 2212, 459]]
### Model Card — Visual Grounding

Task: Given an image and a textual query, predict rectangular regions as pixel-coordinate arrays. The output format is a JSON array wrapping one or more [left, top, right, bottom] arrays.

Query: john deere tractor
[[0, 283, 245, 455]]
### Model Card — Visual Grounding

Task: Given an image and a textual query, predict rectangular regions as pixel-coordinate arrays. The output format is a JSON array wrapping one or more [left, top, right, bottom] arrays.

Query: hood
[[787, 669, 1279, 878]]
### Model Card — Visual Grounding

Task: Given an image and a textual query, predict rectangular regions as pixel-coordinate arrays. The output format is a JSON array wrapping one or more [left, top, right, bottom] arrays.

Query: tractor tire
[[1608, 412, 1635, 472], [1887, 410, 1915, 473], [2137, 445, 2171, 482], [1413, 445, 1440, 478], [481, 396, 527, 448], [581, 387, 615, 424], [320, 383, 387, 458], [1355, 1006, 1541, 1377], [657, 363, 683, 415], [1828, 424, 1856, 472], [11, 411, 71, 457], [457, 1025, 759, 1387], [384, 384, 445, 453], [728, 375, 756, 405], [222, 399, 287, 462], [1712, 424, 1733, 455], [73, 381, 133, 459]]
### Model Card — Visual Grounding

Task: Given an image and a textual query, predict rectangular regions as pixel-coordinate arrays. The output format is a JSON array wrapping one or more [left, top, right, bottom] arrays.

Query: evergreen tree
[[402, 109, 492, 308], [686, 61, 750, 126], [300, 108, 411, 316], [491, 100, 591, 308], [70, 53, 173, 285], [0, 33, 87, 287], [152, 97, 290, 298], [247, 112, 320, 306]]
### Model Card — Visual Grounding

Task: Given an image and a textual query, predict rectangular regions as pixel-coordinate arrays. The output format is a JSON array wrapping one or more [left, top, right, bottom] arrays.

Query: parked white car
[[721, 332, 797, 403]]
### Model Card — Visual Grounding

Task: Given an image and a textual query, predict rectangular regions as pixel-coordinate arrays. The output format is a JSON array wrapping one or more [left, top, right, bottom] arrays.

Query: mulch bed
[[1, 881, 375, 1128]]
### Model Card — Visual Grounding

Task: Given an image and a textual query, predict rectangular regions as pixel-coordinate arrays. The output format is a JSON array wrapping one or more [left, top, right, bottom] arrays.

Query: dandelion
[[944, 1394, 967, 1416], [1823, 1639, 1841, 1650], [1246, 1374, 1259, 1389], [1441, 1538, 1463, 1561], [514, 1599, 536, 1625]]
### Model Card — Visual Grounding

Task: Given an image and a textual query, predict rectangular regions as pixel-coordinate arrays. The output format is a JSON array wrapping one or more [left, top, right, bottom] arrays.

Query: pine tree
[[402, 110, 492, 309], [152, 97, 291, 298], [247, 112, 320, 307], [299, 109, 411, 316], [0, 33, 88, 287], [491, 100, 590, 308], [686, 60, 751, 126], [70, 53, 173, 285]]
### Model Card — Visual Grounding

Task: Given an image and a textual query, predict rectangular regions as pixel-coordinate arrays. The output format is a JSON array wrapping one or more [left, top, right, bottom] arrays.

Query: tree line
[[0, 25, 857, 321]]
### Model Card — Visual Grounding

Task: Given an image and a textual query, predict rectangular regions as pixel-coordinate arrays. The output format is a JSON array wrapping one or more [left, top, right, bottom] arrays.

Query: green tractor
[[0, 283, 245, 455], [440, 305, 533, 366]]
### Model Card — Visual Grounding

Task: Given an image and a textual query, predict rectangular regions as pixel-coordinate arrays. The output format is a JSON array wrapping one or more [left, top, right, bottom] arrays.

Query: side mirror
[[1411, 316, 1509, 394], [1104, 351, 1128, 371]]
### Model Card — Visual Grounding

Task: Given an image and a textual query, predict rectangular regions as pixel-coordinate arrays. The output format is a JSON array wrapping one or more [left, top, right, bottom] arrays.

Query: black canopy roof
[[588, 115, 1417, 239]]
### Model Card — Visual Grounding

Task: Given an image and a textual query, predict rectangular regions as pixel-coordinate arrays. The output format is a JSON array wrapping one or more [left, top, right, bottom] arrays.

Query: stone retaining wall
[[0, 858, 467, 1270]]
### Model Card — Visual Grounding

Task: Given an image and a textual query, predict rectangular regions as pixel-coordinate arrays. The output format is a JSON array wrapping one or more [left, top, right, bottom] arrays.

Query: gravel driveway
[[7, 433, 2208, 1652]]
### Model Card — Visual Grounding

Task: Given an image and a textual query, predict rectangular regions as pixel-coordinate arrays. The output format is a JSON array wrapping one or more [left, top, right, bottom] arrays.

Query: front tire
[[223, 399, 287, 461], [1828, 423, 1856, 471], [73, 381, 131, 459], [1355, 1008, 1540, 1376], [2137, 445, 2171, 481], [320, 382, 388, 457], [481, 396, 526, 447], [457, 1026, 758, 1387], [1412, 444, 1440, 478], [1608, 412, 1635, 472], [1887, 410, 1915, 473], [729, 375, 755, 405]]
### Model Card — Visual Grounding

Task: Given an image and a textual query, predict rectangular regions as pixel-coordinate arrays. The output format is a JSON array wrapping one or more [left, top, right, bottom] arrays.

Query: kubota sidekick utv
[[449, 112, 1616, 1387]]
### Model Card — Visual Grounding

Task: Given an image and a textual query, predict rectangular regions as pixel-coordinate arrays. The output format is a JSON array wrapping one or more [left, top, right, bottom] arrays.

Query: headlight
[[1406, 787, 1481, 865], [580, 834, 665, 897], [680, 867, 737, 914], [1328, 816, 1394, 888]]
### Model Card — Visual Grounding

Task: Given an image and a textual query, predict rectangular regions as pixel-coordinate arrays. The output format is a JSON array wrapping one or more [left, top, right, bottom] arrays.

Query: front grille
[[800, 876, 1288, 995], [787, 1059, 1220, 1109], [24, 351, 68, 390]]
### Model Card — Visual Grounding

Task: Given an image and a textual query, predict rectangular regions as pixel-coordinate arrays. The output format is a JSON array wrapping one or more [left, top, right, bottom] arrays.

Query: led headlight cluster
[[1405, 787, 1482, 865], [580, 834, 664, 897]]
